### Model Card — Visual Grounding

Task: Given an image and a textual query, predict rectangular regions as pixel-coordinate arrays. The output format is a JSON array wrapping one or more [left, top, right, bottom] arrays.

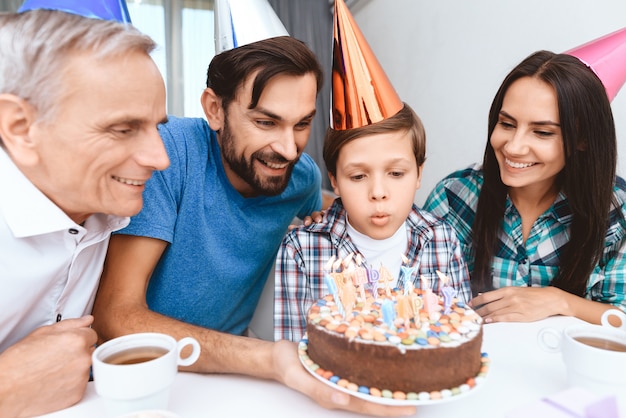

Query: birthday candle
[[324, 255, 337, 272], [437, 270, 458, 314], [381, 299, 396, 328], [342, 279, 357, 313], [379, 264, 394, 296], [353, 254, 368, 301], [396, 295, 413, 328], [324, 273, 345, 317], [399, 254, 417, 293], [421, 274, 439, 317], [342, 253, 354, 269], [367, 266, 380, 297]]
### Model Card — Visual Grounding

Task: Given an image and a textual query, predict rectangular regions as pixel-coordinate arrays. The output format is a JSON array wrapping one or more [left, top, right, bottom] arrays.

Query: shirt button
[[68, 228, 79, 235]]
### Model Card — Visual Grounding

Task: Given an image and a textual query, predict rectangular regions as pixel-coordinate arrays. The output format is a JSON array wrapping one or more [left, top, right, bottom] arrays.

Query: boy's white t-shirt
[[345, 218, 408, 287]]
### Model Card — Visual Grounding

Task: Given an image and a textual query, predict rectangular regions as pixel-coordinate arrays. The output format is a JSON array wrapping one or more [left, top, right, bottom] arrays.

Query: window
[[128, 0, 215, 117]]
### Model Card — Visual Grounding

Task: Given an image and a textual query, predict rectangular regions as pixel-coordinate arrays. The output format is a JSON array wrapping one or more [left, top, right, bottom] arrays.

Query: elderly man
[[0, 3, 169, 416]]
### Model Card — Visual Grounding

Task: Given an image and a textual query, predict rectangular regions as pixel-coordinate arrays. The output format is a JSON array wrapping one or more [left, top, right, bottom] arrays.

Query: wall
[[351, 0, 626, 205]]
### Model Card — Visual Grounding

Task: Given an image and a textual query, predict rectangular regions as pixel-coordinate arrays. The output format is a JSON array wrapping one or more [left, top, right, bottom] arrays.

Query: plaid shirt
[[424, 164, 626, 311], [274, 199, 471, 342]]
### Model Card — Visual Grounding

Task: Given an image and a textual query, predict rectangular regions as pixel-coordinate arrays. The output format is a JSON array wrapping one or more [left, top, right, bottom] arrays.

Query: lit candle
[[342, 278, 357, 314], [324, 273, 345, 317], [411, 293, 423, 324], [399, 254, 417, 293], [367, 266, 380, 297], [330, 257, 344, 294], [353, 254, 369, 301], [324, 255, 337, 272], [379, 264, 394, 296], [404, 280, 414, 296], [326, 255, 344, 301], [342, 253, 354, 270], [381, 299, 396, 328], [396, 294, 413, 328], [437, 270, 458, 315], [421, 274, 439, 317]]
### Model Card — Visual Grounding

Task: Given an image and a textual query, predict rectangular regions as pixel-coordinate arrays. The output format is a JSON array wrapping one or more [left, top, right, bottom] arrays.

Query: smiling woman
[[423, 50, 626, 326]]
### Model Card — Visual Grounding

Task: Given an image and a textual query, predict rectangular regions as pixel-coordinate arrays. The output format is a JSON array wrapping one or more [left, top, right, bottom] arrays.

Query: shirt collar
[[0, 148, 128, 238], [504, 191, 572, 224]]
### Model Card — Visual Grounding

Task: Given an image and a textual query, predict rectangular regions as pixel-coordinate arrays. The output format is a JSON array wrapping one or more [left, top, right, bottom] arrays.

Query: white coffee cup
[[537, 310, 626, 402], [92, 333, 201, 417]]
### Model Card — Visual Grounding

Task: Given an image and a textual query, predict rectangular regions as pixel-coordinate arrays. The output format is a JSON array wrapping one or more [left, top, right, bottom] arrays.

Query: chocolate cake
[[302, 289, 486, 397]]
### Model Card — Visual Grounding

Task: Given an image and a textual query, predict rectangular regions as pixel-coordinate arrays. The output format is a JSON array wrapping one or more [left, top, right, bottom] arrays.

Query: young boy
[[273, 0, 471, 342]]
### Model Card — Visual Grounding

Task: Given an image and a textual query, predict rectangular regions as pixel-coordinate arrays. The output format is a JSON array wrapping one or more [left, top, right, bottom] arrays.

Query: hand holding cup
[[92, 333, 201, 417]]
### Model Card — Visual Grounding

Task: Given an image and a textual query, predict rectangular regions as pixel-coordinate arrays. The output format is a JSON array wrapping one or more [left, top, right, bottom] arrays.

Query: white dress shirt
[[0, 149, 129, 352]]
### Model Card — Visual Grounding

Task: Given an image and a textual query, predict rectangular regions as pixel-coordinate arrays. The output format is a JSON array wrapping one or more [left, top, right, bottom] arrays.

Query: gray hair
[[0, 9, 157, 123]]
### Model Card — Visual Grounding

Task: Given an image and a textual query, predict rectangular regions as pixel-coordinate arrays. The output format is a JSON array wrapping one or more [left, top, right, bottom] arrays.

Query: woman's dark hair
[[472, 50, 618, 297], [206, 36, 323, 111]]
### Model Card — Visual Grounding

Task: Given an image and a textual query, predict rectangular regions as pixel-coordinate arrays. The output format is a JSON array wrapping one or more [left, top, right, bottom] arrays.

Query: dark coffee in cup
[[103, 346, 169, 365], [574, 336, 626, 352]]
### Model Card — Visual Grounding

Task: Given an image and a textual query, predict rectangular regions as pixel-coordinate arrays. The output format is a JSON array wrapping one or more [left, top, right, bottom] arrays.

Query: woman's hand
[[470, 286, 567, 323]]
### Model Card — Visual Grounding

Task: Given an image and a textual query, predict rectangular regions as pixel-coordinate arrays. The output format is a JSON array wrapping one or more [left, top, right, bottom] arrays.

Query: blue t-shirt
[[117, 116, 322, 335]]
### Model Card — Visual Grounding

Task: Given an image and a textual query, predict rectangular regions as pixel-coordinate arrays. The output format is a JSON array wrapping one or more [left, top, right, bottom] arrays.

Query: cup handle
[[601, 309, 626, 332], [537, 327, 562, 353], [176, 337, 201, 367]]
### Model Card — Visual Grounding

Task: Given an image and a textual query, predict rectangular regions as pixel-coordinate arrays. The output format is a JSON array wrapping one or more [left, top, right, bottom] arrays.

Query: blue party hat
[[214, 0, 288, 54], [18, 0, 132, 24]]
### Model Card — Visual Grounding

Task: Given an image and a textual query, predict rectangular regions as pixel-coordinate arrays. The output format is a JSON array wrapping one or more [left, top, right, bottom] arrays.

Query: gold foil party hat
[[214, 0, 289, 54], [331, 0, 403, 130]]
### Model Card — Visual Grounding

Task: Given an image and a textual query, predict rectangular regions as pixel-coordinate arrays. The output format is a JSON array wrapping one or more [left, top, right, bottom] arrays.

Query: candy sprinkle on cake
[[302, 256, 487, 396]]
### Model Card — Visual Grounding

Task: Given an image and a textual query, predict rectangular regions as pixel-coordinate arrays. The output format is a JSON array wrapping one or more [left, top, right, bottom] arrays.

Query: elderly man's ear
[[0, 94, 38, 166]]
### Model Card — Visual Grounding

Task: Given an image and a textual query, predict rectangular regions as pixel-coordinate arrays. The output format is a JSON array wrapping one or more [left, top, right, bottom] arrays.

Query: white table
[[37, 316, 624, 417]]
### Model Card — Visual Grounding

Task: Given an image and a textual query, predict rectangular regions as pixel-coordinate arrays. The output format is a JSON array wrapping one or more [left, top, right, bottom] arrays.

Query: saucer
[[298, 338, 489, 406]]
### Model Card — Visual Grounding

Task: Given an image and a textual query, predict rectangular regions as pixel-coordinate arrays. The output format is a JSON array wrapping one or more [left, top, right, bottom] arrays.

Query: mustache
[[253, 151, 294, 165]]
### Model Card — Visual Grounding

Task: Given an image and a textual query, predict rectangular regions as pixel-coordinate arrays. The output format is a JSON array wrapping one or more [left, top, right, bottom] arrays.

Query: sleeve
[[274, 230, 312, 342], [422, 167, 481, 255], [587, 204, 626, 311], [114, 121, 183, 243], [443, 226, 473, 303], [423, 178, 452, 219], [423, 221, 473, 304]]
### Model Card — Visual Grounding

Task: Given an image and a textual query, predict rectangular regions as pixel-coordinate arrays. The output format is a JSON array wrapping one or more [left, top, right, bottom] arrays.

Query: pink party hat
[[18, 0, 131, 23], [331, 0, 403, 130], [565, 27, 626, 102], [214, 0, 289, 54]]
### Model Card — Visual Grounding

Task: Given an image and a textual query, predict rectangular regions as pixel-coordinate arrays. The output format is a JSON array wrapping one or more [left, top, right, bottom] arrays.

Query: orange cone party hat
[[214, 0, 289, 54], [331, 0, 403, 130], [18, 0, 131, 23], [565, 27, 626, 102]]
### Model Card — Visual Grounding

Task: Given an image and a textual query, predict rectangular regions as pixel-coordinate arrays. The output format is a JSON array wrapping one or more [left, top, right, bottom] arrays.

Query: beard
[[220, 119, 297, 196]]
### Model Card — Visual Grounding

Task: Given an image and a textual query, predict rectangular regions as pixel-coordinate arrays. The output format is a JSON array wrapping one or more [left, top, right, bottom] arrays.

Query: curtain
[[0, 0, 21, 12], [268, 0, 333, 190]]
